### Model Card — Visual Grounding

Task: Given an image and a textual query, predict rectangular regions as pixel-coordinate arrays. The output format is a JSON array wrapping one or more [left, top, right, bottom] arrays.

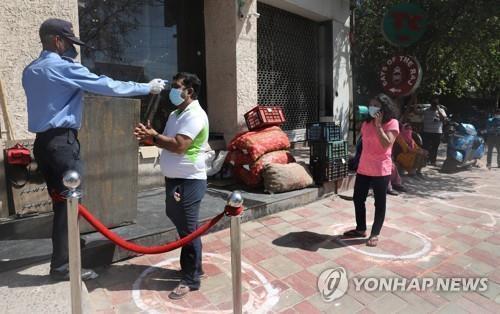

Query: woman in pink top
[[343, 94, 400, 247]]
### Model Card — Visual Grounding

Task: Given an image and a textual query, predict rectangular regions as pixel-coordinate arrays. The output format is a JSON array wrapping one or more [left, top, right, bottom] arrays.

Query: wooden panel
[[79, 96, 140, 233]]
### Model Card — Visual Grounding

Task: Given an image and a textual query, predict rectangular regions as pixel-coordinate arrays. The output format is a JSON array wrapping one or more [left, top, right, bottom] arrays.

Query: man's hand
[[134, 121, 158, 142], [148, 78, 165, 94]]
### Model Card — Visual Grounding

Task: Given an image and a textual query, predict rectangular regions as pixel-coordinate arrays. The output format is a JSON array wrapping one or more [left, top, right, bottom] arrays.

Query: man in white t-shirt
[[422, 95, 447, 165], [134, 72, 208, 299]]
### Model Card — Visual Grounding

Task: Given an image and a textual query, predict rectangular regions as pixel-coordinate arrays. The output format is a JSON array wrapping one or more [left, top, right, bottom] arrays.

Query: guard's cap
[[39, 18, 86, 46]]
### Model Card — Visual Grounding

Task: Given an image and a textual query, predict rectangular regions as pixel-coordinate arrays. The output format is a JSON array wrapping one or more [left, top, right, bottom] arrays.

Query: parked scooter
[[441, 119, 485, 173]]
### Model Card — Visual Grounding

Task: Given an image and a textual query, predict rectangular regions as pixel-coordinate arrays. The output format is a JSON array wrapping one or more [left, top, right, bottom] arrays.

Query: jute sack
[[262, 162, 314, 193], [232, 151, 295, 188], [228, 126, 290, 161]]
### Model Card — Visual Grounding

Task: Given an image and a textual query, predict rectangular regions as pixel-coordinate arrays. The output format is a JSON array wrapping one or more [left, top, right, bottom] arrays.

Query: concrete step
[[1, 181, 338, 273]]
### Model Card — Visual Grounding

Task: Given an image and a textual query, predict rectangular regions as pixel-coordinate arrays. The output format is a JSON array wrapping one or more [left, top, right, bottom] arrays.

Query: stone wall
[[235, 0, 259, 137], [204, 0, 258, 141], [259, 0, 350, 23], [0, 1, 79, 217], [331, 18, 352, 140], [0, 0, 79, 139]]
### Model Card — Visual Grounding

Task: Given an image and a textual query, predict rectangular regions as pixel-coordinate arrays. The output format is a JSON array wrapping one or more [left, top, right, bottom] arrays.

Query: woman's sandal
[[366, 235, 379, 247], [342, 229, 367, 238]]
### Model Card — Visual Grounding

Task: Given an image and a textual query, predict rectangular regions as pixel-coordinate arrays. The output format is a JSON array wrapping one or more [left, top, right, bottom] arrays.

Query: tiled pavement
[[86, 163, 500, 313]]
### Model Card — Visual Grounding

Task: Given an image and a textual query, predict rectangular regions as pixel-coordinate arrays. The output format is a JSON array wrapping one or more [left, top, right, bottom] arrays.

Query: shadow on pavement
[[399, 165, 480, 199], [0, 260, 56, 289], [396, 145, 486, 198], [272, 231, 367, 251], [85, 263, 181, 293]]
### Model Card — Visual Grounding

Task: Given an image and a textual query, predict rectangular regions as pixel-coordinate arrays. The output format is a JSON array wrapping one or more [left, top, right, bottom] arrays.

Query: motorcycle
[[441, 120, 485, 173]]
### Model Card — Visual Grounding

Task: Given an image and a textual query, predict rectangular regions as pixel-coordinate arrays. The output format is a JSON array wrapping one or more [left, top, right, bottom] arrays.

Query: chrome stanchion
[[227, 191, 244, 314], [63, 170, 82, 314]]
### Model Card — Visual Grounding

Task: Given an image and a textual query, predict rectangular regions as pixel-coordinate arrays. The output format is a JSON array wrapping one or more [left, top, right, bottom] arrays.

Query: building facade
[[0, 0, 352, 216]]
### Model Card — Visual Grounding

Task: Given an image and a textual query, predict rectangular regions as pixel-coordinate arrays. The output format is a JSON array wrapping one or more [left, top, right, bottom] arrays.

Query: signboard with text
[[382, 3, 428, 47], [380, 55, 422, 97]]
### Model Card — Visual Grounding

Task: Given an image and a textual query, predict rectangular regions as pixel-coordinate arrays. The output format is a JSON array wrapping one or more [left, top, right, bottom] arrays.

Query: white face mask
[[169, 88, 184, 106], [368, 106, 381, 118]]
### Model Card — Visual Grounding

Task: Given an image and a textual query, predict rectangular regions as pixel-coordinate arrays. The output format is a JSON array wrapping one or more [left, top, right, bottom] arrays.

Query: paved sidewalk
[[0, 262, 93, 314], [86, 164, 500, 313]]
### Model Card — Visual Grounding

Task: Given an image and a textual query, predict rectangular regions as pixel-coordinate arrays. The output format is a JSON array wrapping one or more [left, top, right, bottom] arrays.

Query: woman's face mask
[[169, 88, 185, 106], [368, 106, 381, 118]]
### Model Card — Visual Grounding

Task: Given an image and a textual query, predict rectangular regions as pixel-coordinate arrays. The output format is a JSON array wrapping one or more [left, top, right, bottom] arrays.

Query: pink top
[[357, 119, 399, 177]]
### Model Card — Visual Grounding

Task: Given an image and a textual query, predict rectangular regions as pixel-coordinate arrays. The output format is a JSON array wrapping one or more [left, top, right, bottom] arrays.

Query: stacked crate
[[307, 122, 349, 184], [244, 105, 286, 131]]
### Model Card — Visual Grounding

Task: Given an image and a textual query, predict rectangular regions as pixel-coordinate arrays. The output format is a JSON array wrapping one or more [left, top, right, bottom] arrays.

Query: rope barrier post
[[227, 191, 244, 314], [63, 170, 83, 314]]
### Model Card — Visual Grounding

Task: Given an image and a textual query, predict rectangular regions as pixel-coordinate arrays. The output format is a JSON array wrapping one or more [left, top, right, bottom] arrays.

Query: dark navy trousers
[[33, 128, 82, 270], [165, 177, 207, 289]]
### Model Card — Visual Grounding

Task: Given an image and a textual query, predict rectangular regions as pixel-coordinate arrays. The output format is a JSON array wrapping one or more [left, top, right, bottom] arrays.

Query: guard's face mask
[[62, 45, 78, 59], [169, 88, 185, 106]]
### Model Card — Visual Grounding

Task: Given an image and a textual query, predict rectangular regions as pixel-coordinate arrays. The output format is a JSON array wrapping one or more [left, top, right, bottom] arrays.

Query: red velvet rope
[[224, 204, 244, 216], [79, 204, 224, 254], [51, 192, 243, 254]]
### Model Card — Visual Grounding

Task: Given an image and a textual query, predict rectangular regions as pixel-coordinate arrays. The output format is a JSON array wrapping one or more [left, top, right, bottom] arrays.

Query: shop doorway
[[79, 0, 207, 129], [257, 3, 321, 136]]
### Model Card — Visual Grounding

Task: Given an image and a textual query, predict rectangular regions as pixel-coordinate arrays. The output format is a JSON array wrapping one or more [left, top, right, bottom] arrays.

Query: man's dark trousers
[[422, 132, 441, 164], [487, 134, 500, 167], [33, 128, 82, 270], [165, 178, 207, 290]]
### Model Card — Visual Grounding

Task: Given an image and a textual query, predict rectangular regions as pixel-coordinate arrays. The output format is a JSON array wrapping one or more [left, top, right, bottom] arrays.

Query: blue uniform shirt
[[23, 51, 151, 133]]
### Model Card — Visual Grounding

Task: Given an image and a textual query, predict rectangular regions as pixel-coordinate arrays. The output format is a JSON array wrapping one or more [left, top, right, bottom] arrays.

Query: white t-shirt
[[159, 100, 209, 179], [423, 107, 446, 133]]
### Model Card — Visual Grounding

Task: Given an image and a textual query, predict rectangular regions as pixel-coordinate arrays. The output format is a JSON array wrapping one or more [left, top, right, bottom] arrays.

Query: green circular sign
[[382, 3, 428, 47]]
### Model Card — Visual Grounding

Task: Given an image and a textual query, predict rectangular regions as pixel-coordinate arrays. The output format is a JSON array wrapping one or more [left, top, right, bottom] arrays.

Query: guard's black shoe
[[50, 264, 98, 281]]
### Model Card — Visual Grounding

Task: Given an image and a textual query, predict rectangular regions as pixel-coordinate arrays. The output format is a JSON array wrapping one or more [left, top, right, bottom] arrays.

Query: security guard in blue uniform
[[22, 18, 165, 281]]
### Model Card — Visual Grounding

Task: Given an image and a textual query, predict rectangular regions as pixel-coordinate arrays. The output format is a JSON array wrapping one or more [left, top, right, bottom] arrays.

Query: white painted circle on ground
[[132, 252, 279, 314], [419, 187, 500, 227], [330, 224, 432, 260]]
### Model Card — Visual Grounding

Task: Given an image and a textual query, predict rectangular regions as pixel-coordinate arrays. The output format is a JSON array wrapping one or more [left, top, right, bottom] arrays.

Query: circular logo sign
[[380, 55, 422, 97], [382, 3, 428, 47], [317, 267, 349, 302]]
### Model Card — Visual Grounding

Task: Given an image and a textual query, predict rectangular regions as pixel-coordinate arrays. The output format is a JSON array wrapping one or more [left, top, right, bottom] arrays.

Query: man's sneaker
[[50, 264, 98, 281], [168, 284, 197, 300]]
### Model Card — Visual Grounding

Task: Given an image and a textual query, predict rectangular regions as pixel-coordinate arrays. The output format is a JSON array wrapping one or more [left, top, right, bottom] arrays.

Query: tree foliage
[[79, 0, 164, 62], [352, 0, 499, 101]]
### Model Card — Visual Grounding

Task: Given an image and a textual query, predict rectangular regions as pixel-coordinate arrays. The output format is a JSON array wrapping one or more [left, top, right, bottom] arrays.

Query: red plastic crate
[[244, 106, 286, 131]]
